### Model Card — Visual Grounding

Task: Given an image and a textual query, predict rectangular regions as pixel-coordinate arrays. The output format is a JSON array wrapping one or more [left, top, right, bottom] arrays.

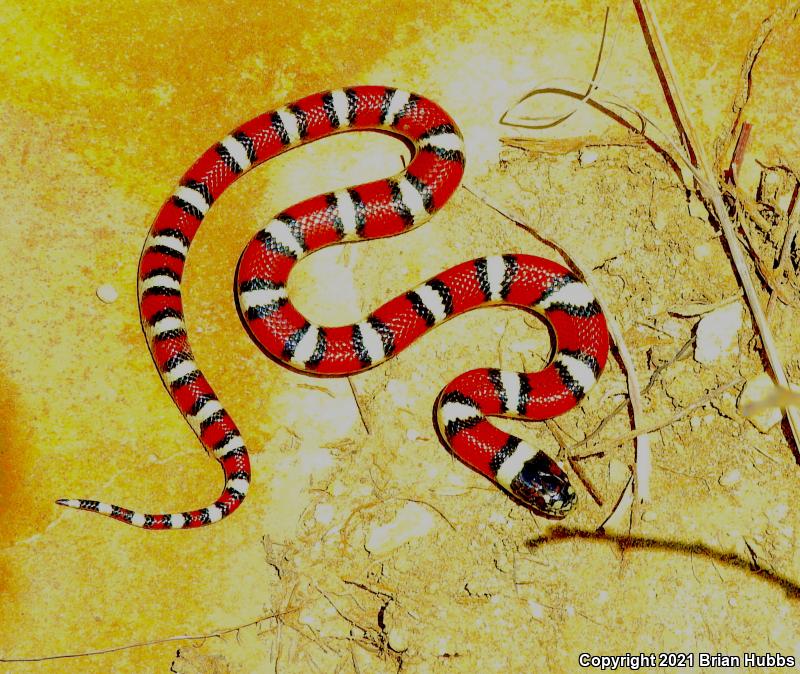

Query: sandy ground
[[2, 1, 800, 672]]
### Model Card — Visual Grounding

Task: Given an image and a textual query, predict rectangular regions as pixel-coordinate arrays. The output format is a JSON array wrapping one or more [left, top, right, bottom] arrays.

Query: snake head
[[508, 451, 576, 518]]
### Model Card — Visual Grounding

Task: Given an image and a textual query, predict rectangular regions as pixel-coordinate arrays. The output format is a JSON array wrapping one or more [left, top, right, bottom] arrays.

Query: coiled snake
[[57, 86, 609, 528]]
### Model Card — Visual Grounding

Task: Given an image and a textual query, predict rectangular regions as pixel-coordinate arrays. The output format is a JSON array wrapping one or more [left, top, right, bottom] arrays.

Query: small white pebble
[[688, 194, 709, 219], [597, 590, 609, 604], [387, 380, 412, 407], [694, 302, 742, 364], [387, 627, 409, 652], [96, 283, 118, 303], [579, 149, 598, 166], [447, 473, 465, 486], [365, 502, 434, 555], [511, 339, 542, 353], [314, 503, 334, 525], [642, 510, 657, 522], [298, 610, 319, 627], [693, 243, 712, 260], [729, 597, 737, 607], [652, 210, 669, 232], [767, 503, 789, 522], [777, 191, 792, 213], [406, 429, 421, 441], [527, 599, 545, 619], [738, 373, 783, 433], [690, 416, 702, 429], [719, 469, 741, 487], [661, 318, 683, 337]]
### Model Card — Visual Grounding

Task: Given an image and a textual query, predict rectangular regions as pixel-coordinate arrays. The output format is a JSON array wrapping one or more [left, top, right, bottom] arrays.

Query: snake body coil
[[58, 86, 609, 528]]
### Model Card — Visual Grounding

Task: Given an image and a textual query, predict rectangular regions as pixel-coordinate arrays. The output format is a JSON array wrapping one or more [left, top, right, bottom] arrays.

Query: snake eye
[[509, 451, 576, 518]]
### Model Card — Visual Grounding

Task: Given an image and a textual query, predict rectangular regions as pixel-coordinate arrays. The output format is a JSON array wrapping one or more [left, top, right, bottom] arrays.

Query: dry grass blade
[[461, 183, 652, 512], [501, 6, 616, 129], [500, 4, 800, 528], [0, 607, 301, 662], [498, 2, 651, 522], [633, 0, 800, 451]]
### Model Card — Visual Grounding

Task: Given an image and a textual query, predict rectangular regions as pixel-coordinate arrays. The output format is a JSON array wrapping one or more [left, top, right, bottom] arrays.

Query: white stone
[[96, 283, 118, 303], [652, 209, 668, 232], [387, 380, 412, 408], [314, 503, 334, 525], [527, 599, 545, 619], [738, 372, 782, 432], [387, 627, 409, 652], [365, 502, 434, 555], [694, 303, 742, 364], [510, 338, 543, 353], [719, 469, 741, 487], [693, 242, 712, 260], [578, 149, 598, 166]]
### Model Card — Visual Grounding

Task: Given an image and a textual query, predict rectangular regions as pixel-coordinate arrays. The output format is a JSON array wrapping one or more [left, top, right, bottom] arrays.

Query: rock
[[694, 303, 742, 364], [365, 502, 434, 555], [652, 209, 669, 232], [693, 242, 712, 260], [578, 149, 598, 166], [719, 469, 741, 487], [387, 627, 409, 652], [386, 380, 413, 408], [96, 283, 118, 303], [688, 194, 709, 219], [738, 372, 782, 432], [527, 599, 545, 619], [314, 503, 334, 525]]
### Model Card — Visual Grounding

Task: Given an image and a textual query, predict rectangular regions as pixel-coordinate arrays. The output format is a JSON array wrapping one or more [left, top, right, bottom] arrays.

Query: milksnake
[[57, 86, 609, 528]]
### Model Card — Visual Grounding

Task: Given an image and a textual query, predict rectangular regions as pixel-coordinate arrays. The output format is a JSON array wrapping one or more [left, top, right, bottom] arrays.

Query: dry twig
[[633, 0, 800, 449], [0, 607, 301, 663], [578, 376, 745, 455]]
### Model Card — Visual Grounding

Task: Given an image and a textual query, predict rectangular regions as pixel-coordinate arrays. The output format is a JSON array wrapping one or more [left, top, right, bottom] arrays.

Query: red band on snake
[[57, 86, 609, 528]]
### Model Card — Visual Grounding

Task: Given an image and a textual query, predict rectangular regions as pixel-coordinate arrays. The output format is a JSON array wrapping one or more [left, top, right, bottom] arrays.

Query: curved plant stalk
[[633, 0, 800, 448], [502, 32, 799, 489]]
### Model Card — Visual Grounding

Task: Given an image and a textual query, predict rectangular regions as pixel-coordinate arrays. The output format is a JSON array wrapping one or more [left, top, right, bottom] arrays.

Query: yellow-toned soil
[[2, 2, 800, 672]]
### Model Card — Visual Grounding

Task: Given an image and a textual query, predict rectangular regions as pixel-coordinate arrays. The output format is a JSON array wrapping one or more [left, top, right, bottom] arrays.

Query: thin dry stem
[[0, 607, 301, 663], [572, 335, 695, 452], [462, 183, 651, 510], [348, 376, 370, 435], [635, 0, 800, 449], [767, 181, 800, 317], [579, 377, 745, 456]]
